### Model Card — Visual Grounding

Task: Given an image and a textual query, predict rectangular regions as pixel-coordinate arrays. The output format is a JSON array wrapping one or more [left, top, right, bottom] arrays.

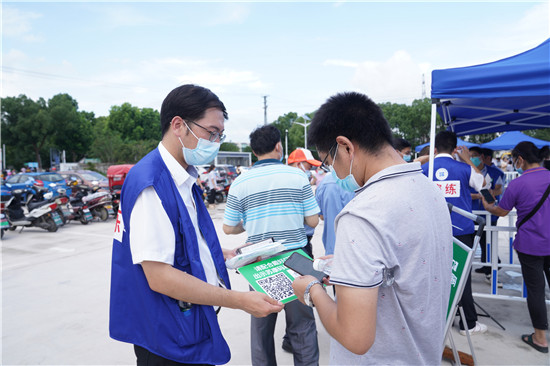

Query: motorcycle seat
[[27, 200, 51, 211]]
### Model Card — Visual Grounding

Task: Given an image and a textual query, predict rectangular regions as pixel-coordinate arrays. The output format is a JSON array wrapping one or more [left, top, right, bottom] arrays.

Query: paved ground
[[1, 204, 549, 365]]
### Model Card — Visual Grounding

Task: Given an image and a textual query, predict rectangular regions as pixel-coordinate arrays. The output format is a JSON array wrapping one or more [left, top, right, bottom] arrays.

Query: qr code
[[257, 272, 294, 301]]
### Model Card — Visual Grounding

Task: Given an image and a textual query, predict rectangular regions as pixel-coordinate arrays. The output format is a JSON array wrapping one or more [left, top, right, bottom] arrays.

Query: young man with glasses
[[110, 84, 283, 365], [292, 92, 452, 364]]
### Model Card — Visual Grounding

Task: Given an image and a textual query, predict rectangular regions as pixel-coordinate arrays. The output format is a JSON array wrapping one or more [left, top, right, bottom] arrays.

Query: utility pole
[[285, 129, 289, 165], [263, 95, 268, 125]]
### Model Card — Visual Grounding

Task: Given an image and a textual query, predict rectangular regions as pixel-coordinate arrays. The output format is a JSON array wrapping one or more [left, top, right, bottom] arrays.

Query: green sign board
[[238, 249, 308, 304], [447, 239, 470, 318]]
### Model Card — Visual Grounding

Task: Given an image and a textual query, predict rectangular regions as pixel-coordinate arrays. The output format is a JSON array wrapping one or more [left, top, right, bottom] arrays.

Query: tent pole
[[428, 103, 437, 180]]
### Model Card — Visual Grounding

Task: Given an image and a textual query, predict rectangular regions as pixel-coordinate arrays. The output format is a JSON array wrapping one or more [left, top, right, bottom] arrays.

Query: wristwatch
[[303, 280, 322, 307]]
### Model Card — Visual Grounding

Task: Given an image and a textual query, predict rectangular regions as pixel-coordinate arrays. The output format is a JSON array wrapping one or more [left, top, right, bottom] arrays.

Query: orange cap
[[288, 148, 321, 166]]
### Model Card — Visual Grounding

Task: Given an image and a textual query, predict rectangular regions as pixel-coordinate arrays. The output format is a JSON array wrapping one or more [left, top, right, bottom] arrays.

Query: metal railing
[[472, 209, 550, 304]]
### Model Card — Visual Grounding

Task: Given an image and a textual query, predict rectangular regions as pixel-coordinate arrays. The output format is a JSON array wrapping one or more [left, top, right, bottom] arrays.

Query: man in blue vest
[[421, 131, 488, 336], [109, 84, 283, 365], [470, 147, 504, 282]]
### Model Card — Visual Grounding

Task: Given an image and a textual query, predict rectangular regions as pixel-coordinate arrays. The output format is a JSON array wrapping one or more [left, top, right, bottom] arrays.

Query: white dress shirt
[[128, 142, 218, 286]]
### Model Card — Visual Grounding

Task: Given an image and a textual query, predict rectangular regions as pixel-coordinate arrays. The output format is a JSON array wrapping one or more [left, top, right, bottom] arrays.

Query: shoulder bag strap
[[517, 183, 550, 230]]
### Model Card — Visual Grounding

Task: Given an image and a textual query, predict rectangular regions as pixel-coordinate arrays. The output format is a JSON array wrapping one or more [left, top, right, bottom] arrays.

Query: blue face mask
[[513, 160, 524, 174], [403, 154, 411, 162], [179, 123, 221, 166], [470, 157, 481, 167], [330, 145, 361, 192]]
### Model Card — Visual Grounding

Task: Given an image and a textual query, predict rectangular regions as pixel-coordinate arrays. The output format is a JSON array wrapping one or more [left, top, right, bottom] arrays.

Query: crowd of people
[[109, 84, 549, 366]]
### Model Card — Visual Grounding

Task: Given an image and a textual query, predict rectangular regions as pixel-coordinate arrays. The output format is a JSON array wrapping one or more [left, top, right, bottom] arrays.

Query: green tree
[[271, 112, 318, 160], [48, 93, 93, 162], [524, 128, 550, 143], [466, 133, 498, 145], [220, 142, 240, 152], [379, 98, 444, 149], [1, 94, 55, 169], [90, 117, 125, 163], [107, 103, 161, 141]]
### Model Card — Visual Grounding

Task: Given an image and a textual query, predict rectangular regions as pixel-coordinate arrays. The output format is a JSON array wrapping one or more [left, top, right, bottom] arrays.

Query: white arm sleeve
[[129, 186, 175, 265]]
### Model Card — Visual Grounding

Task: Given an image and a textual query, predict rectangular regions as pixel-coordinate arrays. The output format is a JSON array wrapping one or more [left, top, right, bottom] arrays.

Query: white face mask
[[299, 162, 312, 180], [179, 122, 221, 166]]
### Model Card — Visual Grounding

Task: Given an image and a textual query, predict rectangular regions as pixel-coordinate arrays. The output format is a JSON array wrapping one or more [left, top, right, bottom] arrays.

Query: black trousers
[[134, 345, 212, 366], [207, 188, 217, 204], [517, 251, 550, 330], [304, 235, 313, 259], [456, 233, 478, 330], [478, 227, 501, 273]]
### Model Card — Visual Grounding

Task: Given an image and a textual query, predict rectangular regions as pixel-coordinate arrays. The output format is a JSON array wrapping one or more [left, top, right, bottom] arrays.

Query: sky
[[2, 1, 549, 144]]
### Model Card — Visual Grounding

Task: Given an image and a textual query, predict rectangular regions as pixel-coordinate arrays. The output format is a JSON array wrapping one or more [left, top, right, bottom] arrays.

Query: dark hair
[[393, 137, 411, 151], [435, 131, 457, 153], [208, 164, 215, 172], [249, 125, 281, 156], [160, 84, 228, 136], [307, 92, 393, 154], [512, 142, 550, 164], [469, 146, 482, 155], [481, 148, 494, 158]]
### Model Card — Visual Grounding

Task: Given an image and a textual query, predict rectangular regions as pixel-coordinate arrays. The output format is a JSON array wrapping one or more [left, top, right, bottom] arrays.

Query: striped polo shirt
[[223, 159, 320, 250]]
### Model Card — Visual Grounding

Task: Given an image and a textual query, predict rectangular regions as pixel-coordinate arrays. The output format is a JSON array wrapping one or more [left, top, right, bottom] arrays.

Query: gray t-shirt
[[329, 162, 452, 365]]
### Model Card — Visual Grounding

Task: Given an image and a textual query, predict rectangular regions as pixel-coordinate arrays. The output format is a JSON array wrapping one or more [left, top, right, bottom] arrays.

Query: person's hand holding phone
[[479, 189, 496, 204], [480, 190, 497, 212]]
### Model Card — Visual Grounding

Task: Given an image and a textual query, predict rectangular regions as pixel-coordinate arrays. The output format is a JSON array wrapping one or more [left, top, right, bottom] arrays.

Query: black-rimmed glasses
[[319, 142, 338, 172], [187, 120, 226, 143]]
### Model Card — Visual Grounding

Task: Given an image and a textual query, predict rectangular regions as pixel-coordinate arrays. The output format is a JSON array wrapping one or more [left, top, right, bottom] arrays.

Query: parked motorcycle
[[72, 184, 114, 221], [0, 211, 8, 238], [27, 185, 69, 226], [66, 181, 95, 224], [4, 188, 62, 232], [1, 187, 11, 238]]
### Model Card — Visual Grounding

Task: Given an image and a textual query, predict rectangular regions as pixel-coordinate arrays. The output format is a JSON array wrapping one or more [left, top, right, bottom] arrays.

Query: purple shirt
[[498, 167, 550, 256]]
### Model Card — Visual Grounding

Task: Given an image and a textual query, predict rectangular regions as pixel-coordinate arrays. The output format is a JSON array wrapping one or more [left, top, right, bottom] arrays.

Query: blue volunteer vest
[[422, 156, 475, 236], [109, 148, 231, 364]]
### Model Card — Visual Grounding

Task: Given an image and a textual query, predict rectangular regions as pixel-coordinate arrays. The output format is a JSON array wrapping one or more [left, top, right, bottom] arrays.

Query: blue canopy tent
[[415, 138, 479, 153], [425, 38, 550, 179], [480, 131, 550, 150]]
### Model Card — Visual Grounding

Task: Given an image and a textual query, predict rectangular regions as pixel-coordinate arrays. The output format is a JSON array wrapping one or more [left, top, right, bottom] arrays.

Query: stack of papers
[[225, 240, 286, 269]]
